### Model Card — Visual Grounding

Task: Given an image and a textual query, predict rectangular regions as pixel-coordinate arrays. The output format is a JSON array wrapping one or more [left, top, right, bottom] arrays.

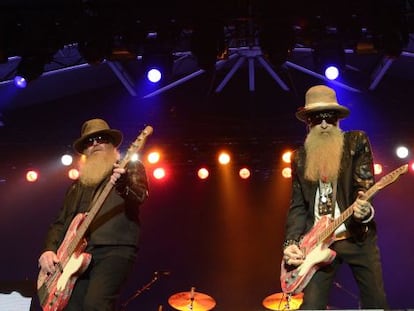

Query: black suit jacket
[[43, 160, 149, 252], [284, 130, 377, 245]]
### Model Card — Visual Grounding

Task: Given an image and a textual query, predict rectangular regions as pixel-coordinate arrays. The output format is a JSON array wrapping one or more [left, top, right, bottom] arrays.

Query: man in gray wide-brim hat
[[38, 118, 149, 311], [281, 85, 389, 309], [295, 84, 350, 123]]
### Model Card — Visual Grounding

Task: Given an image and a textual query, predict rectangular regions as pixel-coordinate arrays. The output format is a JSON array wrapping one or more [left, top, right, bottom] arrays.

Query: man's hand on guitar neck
[[38, 250, 59, 275], [352, 191, 373, 221], [283, 244, 305, 266], [110, 163, 126, 185]]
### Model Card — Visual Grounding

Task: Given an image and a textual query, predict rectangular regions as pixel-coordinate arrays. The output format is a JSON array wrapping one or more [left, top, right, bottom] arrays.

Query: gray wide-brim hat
[[73, 118, 123, 154], [295, 85, 350, 122]]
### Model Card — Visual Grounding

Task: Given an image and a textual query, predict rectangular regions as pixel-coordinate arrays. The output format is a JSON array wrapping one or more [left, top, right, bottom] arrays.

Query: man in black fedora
[[281, 85, 389, 309], [38, 118, 149, 311]]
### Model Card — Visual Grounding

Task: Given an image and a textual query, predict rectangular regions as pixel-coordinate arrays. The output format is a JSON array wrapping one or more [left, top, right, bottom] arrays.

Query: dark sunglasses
[[307, 111, 338, 126], [83, 135, 112, 149]]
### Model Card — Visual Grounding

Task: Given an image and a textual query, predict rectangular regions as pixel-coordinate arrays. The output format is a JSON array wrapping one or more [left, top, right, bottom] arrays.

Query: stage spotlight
[[153, 167, 166, 180], [197, 167, 209, 180], [146, 68, 162, 83], [61, 154, 73, 166], [374, 163, 383, 175], [282, 167, 292, 178], [14, 76, 27, 89], [218, 152, 231, 165], [395, 146, 409, 159], [142, 53, 173, 84], [68, 168, 79, 180], [130, 153, 140, 162], [14, 54, 50, 88], [282, 151, 292, 164], [239, 168, 251, 179], [147, 151, 161, 164], [26, 170, 39, 182], [141, 27, 174, 84], [324, 65, 340, 80]]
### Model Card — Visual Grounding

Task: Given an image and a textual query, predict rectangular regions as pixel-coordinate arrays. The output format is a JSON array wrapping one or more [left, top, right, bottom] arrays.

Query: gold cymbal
[[262, 292, 303, 310], [168, 291, 216, 311]]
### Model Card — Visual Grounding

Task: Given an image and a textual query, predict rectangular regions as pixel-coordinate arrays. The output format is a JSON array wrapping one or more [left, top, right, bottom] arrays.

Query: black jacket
[[43, 160, 149, 252], [284, 130, 376, 246]]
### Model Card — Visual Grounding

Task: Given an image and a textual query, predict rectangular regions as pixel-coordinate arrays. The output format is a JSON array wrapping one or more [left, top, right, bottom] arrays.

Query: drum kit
[[167, 287, 303, 311], [120, 270, 304, 311]]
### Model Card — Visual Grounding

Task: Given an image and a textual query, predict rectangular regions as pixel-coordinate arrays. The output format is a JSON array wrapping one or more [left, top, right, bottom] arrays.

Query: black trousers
[[64, 245, 137, 311], [299, 230, 389, 309]]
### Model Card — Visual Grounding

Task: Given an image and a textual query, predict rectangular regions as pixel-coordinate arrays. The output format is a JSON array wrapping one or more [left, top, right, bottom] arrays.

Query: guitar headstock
[[376, 164, 408, 190], [120, 125, 153, 166]]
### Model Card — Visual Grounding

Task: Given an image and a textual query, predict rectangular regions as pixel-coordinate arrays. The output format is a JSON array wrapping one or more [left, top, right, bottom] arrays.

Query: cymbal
[[168, 291, 216, 311], [262, 292, 303, 310]]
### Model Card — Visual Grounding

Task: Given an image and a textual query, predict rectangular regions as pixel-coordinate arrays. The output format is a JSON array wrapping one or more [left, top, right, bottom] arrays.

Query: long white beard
[[79, 148, 119, 187], [304, 126, 344, 182]]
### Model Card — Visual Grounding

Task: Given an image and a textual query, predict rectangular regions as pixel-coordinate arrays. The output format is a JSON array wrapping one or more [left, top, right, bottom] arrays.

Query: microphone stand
[[119, 272, 162, 311]]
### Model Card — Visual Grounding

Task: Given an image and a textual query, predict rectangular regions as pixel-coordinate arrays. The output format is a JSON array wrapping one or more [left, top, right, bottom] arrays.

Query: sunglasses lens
[[95, 136, 110, 144], [308, 112, 338, 126], [84, 135, 111, 149]]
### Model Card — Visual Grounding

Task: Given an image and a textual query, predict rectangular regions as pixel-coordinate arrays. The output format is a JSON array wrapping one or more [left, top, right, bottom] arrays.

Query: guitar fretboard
[[317, 163, 408, 244]]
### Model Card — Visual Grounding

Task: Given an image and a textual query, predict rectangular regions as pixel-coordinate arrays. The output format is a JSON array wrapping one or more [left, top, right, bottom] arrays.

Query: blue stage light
[[14, 76, 28, 88], [324, 65, 340, 80], [146, 68, 162, 83]]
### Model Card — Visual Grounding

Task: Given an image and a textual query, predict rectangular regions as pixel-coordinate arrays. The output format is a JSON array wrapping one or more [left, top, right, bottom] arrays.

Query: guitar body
[[37, 213, 92, 311], [280, 215, 336, 295]]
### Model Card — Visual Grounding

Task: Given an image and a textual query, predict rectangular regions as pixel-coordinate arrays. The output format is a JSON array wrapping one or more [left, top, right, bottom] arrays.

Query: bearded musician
[[38, 118, 149, 311], [282, 85, 389, 309]]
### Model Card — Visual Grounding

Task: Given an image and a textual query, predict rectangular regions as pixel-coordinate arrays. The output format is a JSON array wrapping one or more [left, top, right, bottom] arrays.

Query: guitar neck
[[319, 183, 380, 242]]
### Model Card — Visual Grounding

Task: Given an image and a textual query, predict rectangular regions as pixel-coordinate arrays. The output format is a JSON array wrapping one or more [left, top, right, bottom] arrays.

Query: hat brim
[[73, 129, 123, 154], [295, 105, 350, 122]]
